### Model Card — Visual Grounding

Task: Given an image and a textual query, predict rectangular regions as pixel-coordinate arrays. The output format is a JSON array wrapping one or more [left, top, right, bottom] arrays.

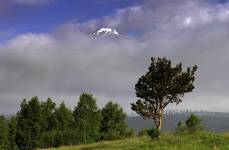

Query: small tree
[[131, 57, 197, 137], [185, 114, 203, 132], [176, 114, 203, 134], [176, 121, 186, 134], [100, 101, 128, 140], [73, 93, 101, 144]]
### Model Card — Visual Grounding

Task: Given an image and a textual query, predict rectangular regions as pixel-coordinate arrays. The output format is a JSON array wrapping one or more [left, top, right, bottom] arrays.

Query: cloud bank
[[1, 0, 229, 114]]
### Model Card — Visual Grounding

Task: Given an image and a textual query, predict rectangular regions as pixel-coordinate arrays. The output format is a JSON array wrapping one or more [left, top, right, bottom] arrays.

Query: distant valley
[[127, 112, 229, 132]]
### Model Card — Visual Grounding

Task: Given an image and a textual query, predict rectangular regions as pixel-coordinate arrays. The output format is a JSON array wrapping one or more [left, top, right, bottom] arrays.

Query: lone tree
[[131, 57, 197, 135]]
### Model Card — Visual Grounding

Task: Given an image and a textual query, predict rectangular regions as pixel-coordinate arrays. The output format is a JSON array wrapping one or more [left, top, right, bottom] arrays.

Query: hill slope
[[44, 132, 229, 150]]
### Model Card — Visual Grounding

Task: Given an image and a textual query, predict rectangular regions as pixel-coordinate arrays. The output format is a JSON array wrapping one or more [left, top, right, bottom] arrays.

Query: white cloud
[[183, 17, 192, 26], [7, 33, 53, 51], [84, 0, 229, 32]]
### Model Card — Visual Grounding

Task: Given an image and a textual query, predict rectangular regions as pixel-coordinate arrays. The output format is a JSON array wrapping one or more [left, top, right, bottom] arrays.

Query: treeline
[[0, 93, 133, 150]]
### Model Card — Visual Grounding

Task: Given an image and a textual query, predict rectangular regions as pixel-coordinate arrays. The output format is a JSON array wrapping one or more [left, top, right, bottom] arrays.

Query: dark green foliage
[[176, 121, 187, 134], [41, 98, 57, 131], [39, 102, 75, 148], [8, 117, 19, 150], [176, 114, 204, 134], [100, 101, 128, 140], [0, 116, 9, 149], [0, 93, 131, 148], [185, 114, 203, 132], [126, 129, 136, 138], [39, 99, 77, 148], [39, 130, 58, 148], [54, 102, 73, 131], [16, 97, 43, 150], [73, 93, 102, 144], [40, 129, 81, 148], [147, 127, 160, 139], [15, 97, 77, 149], [138, 128, 149, 137], [138, 127, 160, 139], [131, 57, 197, 135]]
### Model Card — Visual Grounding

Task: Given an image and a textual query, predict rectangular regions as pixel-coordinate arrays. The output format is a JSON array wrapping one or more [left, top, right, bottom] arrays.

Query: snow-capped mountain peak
[[91, 28, 120, 36]]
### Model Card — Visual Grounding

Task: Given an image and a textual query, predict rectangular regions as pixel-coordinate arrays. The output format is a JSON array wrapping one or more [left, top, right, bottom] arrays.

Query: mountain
[[91, 28, 120, 36], [127, 112, 229, 133]]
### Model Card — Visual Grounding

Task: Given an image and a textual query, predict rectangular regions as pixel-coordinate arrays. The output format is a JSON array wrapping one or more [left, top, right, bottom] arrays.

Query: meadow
[[43, 132, 229, 150]]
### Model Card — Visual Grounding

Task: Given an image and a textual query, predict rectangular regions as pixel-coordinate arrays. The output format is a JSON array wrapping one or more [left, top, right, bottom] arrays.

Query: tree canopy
[[0, 94, 130, 149], [73, 93, 101, 144], [100, 101, 128, 140], [131, 57, 197, 135]]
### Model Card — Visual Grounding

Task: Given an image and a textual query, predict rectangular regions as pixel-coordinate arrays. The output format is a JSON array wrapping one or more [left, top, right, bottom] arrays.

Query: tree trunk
[[84, 128, 87, 144], [158, 112, 163, 131], [154, 110, 163, 138]]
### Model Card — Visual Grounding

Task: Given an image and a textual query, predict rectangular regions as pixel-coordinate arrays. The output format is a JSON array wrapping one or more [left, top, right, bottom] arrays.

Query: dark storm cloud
[[1, 0, 229, 114]]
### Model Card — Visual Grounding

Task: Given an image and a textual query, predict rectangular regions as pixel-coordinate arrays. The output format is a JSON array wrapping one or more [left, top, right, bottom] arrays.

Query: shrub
[[176, 114, 204, 134], [176, 121, 187, 134], [100, 101, 128, 140], [185, 114, 204, 132], [126, 129, 136, 138], [138, 128, 148, 137], [147, 127, 160, 139]]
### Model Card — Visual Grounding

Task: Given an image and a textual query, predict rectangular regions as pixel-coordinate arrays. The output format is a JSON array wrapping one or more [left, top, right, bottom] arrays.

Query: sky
[[1, 0, 229, 115]]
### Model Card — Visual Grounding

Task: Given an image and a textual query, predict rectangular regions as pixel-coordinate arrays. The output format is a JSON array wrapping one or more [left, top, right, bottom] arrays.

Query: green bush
[[176, 114, 204, 134], [100, 101, 128, 141], [185, 114, 204, 132], [138, 128, 148, 137], [126, 129, 136, 138], [176, 121, 187, 134], [147, 128, 160, 139]]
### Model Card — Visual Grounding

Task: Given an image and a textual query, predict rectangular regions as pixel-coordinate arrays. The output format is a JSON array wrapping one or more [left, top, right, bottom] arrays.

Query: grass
[[42, 132, 229, 150]]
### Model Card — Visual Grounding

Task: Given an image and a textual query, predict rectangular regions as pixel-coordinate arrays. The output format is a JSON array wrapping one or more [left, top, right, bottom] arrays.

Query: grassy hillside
[[43, 132, 229, 150]]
